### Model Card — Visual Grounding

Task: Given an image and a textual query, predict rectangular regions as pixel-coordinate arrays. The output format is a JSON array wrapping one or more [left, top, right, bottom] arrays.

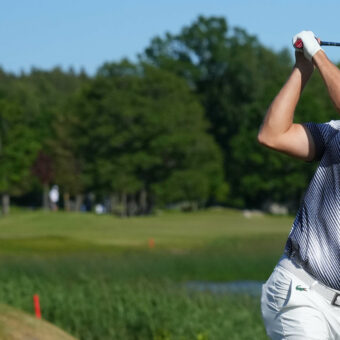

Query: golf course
[[0, 208, 293, 339]]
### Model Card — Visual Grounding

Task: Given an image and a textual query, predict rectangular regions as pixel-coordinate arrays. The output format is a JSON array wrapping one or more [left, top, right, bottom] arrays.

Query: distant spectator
[[95, 204, 105, 215], [83, 194, 93, 212], [49, 185, 59, 211]]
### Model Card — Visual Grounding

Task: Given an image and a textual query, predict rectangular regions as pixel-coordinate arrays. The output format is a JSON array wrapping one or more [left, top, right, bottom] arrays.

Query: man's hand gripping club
[[293, 30, 323, 61]]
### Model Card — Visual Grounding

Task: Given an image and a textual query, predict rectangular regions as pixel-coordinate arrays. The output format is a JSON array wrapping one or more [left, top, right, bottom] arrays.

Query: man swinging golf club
[[259, 30, 340, 339]]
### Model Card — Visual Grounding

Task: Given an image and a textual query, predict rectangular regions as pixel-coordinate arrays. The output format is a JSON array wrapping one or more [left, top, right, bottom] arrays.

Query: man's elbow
[[257, 130, 266, 145], [257, 130, 276, 148]]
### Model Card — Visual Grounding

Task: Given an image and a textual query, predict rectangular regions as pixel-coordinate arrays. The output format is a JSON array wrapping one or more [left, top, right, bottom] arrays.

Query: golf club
[[294, 39, 340, 49]]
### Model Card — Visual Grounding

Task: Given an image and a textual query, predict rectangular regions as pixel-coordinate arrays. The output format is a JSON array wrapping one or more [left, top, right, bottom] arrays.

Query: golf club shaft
[[320, 41, 340, 46], [294, 39, 340, 49]]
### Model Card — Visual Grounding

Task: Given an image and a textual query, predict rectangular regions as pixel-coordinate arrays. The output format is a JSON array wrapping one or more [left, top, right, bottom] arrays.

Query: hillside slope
[[0, 304, 77, 340]]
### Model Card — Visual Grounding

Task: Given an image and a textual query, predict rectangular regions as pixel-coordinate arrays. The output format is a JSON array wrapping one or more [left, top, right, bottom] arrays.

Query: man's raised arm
[[257, 51, 316, 161], [314, 51, 340, 113]]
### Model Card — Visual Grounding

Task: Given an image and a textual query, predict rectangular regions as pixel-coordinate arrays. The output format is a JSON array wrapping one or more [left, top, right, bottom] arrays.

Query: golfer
[[259, 30, 340, 339]]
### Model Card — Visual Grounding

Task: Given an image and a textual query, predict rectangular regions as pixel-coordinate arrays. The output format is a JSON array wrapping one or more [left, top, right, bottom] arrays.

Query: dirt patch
[[0, 304, 77, 340]]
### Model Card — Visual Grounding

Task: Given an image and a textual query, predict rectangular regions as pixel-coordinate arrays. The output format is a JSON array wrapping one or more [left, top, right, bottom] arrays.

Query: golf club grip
[[294, 39, 304, 49], [294, 39, 340, 48]]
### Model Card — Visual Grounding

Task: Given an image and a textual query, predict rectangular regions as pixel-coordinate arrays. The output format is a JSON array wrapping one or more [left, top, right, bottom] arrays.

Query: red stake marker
[[148, 238, 155, 249], [33, 294, 41, 319]]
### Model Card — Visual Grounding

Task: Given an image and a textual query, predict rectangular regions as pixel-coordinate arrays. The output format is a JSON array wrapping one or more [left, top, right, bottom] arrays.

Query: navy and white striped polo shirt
[[285, 119, 340, 290]]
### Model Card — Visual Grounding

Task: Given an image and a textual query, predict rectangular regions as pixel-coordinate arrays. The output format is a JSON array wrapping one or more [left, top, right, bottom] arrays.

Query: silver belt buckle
[[331, 293, 340, 307]]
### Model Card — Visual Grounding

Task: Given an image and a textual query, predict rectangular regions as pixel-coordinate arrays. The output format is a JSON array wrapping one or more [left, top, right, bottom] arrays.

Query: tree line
[[0, 16, 337, 215]]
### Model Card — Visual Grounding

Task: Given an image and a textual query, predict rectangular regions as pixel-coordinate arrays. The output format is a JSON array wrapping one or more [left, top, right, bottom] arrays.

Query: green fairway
[[0, 208, 292, 249], [0, 209, 293, 339]]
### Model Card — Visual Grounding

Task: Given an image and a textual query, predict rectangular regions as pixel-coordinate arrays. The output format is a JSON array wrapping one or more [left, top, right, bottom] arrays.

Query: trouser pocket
[[261, 267, 292, 314]]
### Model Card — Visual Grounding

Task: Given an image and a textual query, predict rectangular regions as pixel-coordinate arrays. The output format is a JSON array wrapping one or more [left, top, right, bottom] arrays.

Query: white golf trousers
[[261, 262, 340, 339]]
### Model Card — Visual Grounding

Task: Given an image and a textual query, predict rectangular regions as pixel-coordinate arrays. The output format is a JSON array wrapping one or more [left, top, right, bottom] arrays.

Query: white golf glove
[[292, 30, 322, 61]]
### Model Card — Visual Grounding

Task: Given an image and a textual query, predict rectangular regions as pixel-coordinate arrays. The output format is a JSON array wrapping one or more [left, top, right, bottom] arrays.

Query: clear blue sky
[[1, 0, 340, 75]]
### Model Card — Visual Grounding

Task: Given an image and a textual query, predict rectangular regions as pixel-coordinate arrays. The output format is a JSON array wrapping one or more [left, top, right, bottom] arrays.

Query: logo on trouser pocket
[[296, 285, 308, 292]]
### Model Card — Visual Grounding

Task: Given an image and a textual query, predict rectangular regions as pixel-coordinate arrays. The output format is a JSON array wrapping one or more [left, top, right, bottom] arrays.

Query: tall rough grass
[[0, 273, 265, 339], [0, 239, 283, 339]]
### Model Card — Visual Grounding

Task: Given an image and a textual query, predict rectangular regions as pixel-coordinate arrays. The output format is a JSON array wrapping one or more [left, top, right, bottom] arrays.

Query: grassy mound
[[0, 304, 77, 340]]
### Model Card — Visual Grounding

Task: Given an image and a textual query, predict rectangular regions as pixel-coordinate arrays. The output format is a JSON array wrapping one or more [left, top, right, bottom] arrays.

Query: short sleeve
[[303, 121, 340, 161]]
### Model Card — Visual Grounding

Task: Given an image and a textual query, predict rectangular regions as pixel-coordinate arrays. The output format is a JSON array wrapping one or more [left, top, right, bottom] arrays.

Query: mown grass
[[0, 208, 291, 248], [0, 209, 293, 339]]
